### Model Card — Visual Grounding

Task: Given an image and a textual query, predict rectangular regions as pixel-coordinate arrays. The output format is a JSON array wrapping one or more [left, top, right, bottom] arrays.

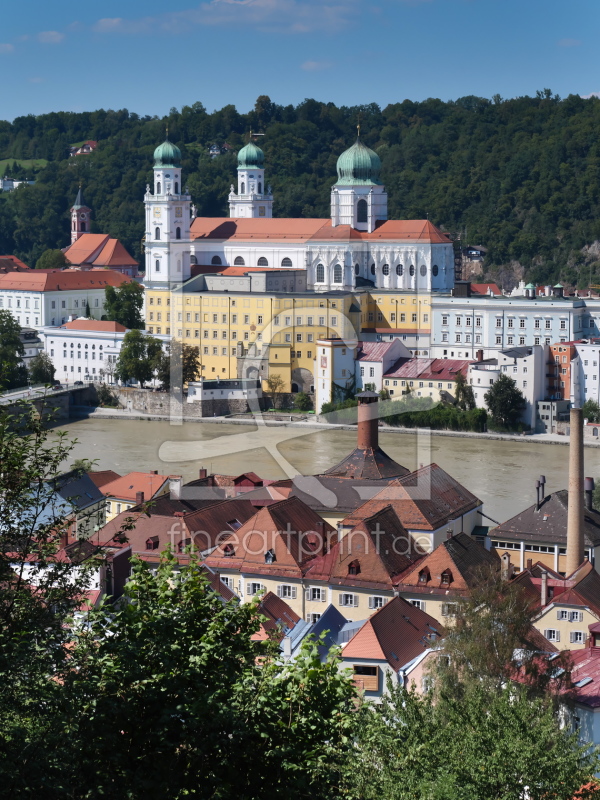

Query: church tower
[[70, 187, 92, 244], [229, 139, 273, 218], [331, 133, 387, 232], [144, 137, 192, 286]]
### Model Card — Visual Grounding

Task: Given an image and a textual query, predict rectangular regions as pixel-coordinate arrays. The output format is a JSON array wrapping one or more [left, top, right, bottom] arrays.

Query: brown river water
[[55, 418, 600, 525]]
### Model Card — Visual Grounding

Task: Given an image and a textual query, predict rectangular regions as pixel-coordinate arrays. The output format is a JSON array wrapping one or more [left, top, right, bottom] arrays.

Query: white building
[[0, 269, 133, 328], [38, 319, 129, 383], [572, 339, 600, 404], [355, 340, 410, 391], [228, 140, 273, 219], [468, 345, 546, 430]]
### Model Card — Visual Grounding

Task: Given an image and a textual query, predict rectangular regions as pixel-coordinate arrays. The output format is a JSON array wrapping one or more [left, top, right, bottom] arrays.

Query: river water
[[55, 417, 600, 524]]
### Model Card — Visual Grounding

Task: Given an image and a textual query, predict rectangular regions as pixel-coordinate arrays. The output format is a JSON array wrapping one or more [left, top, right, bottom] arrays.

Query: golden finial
[[357, 112, 361, 138], [166, 124, 169, 139]]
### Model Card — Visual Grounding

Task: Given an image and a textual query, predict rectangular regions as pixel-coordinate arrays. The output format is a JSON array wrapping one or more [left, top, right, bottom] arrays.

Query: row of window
[[544, 629, 586, 644], [441, 315, 567, 330], [0, 297, 100, 310], [382, 378, 456, 390]]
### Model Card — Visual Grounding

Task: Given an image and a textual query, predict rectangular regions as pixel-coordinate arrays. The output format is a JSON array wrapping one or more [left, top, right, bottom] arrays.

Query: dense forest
[[1, 91, 600, 288]]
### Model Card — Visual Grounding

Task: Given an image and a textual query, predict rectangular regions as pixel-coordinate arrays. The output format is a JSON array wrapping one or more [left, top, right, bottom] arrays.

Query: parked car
[[73, 381, 84, 386]]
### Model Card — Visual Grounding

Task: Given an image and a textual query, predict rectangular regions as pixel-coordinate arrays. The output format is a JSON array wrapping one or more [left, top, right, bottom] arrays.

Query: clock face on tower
[[175, 207, 182, 218], [153, 208, 161, 218]]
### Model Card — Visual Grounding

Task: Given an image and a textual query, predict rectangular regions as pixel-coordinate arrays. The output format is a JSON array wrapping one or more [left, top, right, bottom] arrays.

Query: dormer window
[[348, 560, 360, 576], [227, 519, 242, 531], [223, 543, 235, 557], [441, 569, 453, 586], [145, 536, 159, 551], [265, 549, 276, 564], [418, 568, 430, 584], [305, 534, 319, 552]]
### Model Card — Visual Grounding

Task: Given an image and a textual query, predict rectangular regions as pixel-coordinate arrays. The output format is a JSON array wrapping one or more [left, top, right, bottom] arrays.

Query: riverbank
[[69, 405, 599, 447]]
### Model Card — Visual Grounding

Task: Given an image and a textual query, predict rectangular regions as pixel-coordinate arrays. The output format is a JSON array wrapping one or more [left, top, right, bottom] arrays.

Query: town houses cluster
[[2, 134, 600, 426]]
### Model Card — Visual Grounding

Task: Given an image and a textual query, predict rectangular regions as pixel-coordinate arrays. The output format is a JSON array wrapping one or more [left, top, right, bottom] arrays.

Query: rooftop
[[0, 269, 132, 292]]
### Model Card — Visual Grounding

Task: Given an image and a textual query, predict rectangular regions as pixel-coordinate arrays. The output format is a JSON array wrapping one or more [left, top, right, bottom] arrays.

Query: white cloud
[[38, 31, 65, 44], [558, 37, 581, 47], [301, 60, 332, 71], [0, 43, 14, 53], [94, 0, 357, 35], [582, 92, 600, 99]]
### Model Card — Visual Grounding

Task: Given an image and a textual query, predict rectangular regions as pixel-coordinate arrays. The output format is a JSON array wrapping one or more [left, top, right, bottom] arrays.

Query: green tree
[[104, 281, 144, 329], [34, 249, 69, 270], [266, 373, 285, 409], [583, 399, 600, 423], [85, 300, 90, 317], [59, 552, 356, 799], [454, 371, 476, 410], [484, 372, 527, 429], [28, 351, 55, 384], [115, 328, 162, 387], [293, 391, 312, 411], [153, 341, 200, 391], [0, 309, 27, 390], [70, 457, 95, 474], [346, 682, 598, 800]]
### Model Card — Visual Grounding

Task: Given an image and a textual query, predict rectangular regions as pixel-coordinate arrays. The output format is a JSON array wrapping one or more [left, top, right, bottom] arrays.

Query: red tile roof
[[64, 233, 138, 268], [0, 269, 132, 292], [0, 255, 30, 272], [101, 471, 171, 502], [62, 319, 127, 332], [565, 647, 600, 708], [342, 596, 445, 670], [252, 591, 301, 641], [356, 341, 399, 362], [384, 357, 472, 381], [87, 470, 122, 489], [471, 282, 502, 296]]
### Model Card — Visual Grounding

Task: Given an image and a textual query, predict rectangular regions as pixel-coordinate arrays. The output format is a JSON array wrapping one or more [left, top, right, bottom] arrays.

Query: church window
[[333, 264, 343, 284], [175, 227, 181, 240], [355, 264, 360, 275], [174, 181, 179, 194], [234, 256, 245, 266], [156, 182, 161, 194], [257, 257, 268, 266], [80, 222, 86, 232], [258, 182, 262, 194], [420, 265, 427, 277], [72, 221, 75, 230], [190, 255, 197, 265], [211, 255, 222, 265], [396, 264, 403, 276], [357, 198, 368, 223], [281, 257, 292, 267], [155, 260, 160, 272], [241, 182, 245, 194], [370, 264, 375, 275], [409, 265, 415, 276], [432, 264, 439, 277], [316, 264, 325, 283], [382, 264, 390, 276], [155, 227, 160, 240]]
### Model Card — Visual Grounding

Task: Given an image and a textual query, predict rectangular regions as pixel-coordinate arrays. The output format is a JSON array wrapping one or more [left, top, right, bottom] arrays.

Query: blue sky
[[1, 0, 598, 121]]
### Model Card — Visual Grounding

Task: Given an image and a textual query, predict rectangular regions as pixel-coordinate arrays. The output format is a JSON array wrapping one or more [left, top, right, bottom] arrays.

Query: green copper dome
[[237, 141, 264, 169], [335, 137, 382, 185], [154, 139, 181, 168]]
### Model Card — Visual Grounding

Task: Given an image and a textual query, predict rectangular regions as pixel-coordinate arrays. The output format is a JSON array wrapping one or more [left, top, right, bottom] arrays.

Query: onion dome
[[335, 137, 382, 185], [153, 139, 181, 168], [237, 141, 264, 169]]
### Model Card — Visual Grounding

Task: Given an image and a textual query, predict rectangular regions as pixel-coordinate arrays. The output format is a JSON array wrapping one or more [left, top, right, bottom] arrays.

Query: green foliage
[[265, 373, 286, 409], [0, 309, 27, 390], [70, 457, 95, 474], [454, 371, 476, 410], [28, 351, 55, 384], [34, 248, 68, 270], [320, 397, 358, 420], [293, 391, 312, 411], [484, 372, 527, 429], [3, 94, 600, 282], [154, 341, 200, 391], [115, 329, 162, 387], [583, 398, 600, 423], [104, 281, 144, 329], [386, 404, 488, 432], [346, 682, 597, 800], [96, 382, 119, 407]]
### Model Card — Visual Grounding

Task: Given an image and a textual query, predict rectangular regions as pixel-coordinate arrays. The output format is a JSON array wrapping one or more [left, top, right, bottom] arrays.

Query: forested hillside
[[1, 91, 600, 287]]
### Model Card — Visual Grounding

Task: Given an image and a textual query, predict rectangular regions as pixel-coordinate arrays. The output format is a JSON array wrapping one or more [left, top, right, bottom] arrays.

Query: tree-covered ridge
[[2, 91, 600, 287]]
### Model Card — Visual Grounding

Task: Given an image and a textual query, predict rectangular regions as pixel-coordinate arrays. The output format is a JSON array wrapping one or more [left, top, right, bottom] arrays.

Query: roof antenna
[[357, 112, 361, 139]]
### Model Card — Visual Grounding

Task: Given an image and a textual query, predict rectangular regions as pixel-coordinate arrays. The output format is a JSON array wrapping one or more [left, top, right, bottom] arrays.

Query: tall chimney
[[540, 569, 548, 607], [566, 407, 584, 575], [535, 480, 540, 511], [135, 491, 145, 505], [357, 391, 379, 451], [539, 475, 546, 500], [199, 468, 208, 480], [476, 349, 484, 362], [585, 477, 595, 512]]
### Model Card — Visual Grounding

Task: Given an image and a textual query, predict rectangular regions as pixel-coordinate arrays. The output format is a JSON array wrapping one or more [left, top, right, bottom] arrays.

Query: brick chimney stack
[[357, 391, 379, 451], [566, 407, 584, 576]]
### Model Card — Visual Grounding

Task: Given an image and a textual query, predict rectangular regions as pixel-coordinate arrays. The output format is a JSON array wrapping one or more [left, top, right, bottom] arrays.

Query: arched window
[[258, 181, 262, 194], [333, 264, 343, 283], [155, 260, 160, 272], [432, 264, 439, 277], [316, 263, 325, 283], [396, 264, 403, 276], [281, 257, 292, 267], [175, 227, 181, 240], [80, 222, 86, 232], [370, 264, 375, 275], [420, 265, 427, 277], [357, 198, 368, 223], [241, 182, 245, 194], [382, 264, 390, 276], [257, 257, 269, 266], [234, 256, 245, 266], [211, 255, 222, 265], [157, 182, 161, 194], [190, 255, 197, 265], [409, 265, 415, 277], [155, 227, 160, 240], [174, 181, 179, 194]]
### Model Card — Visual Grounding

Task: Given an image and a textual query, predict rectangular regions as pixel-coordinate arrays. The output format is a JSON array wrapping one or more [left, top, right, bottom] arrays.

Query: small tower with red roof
[[70, 187, 92, 244]]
